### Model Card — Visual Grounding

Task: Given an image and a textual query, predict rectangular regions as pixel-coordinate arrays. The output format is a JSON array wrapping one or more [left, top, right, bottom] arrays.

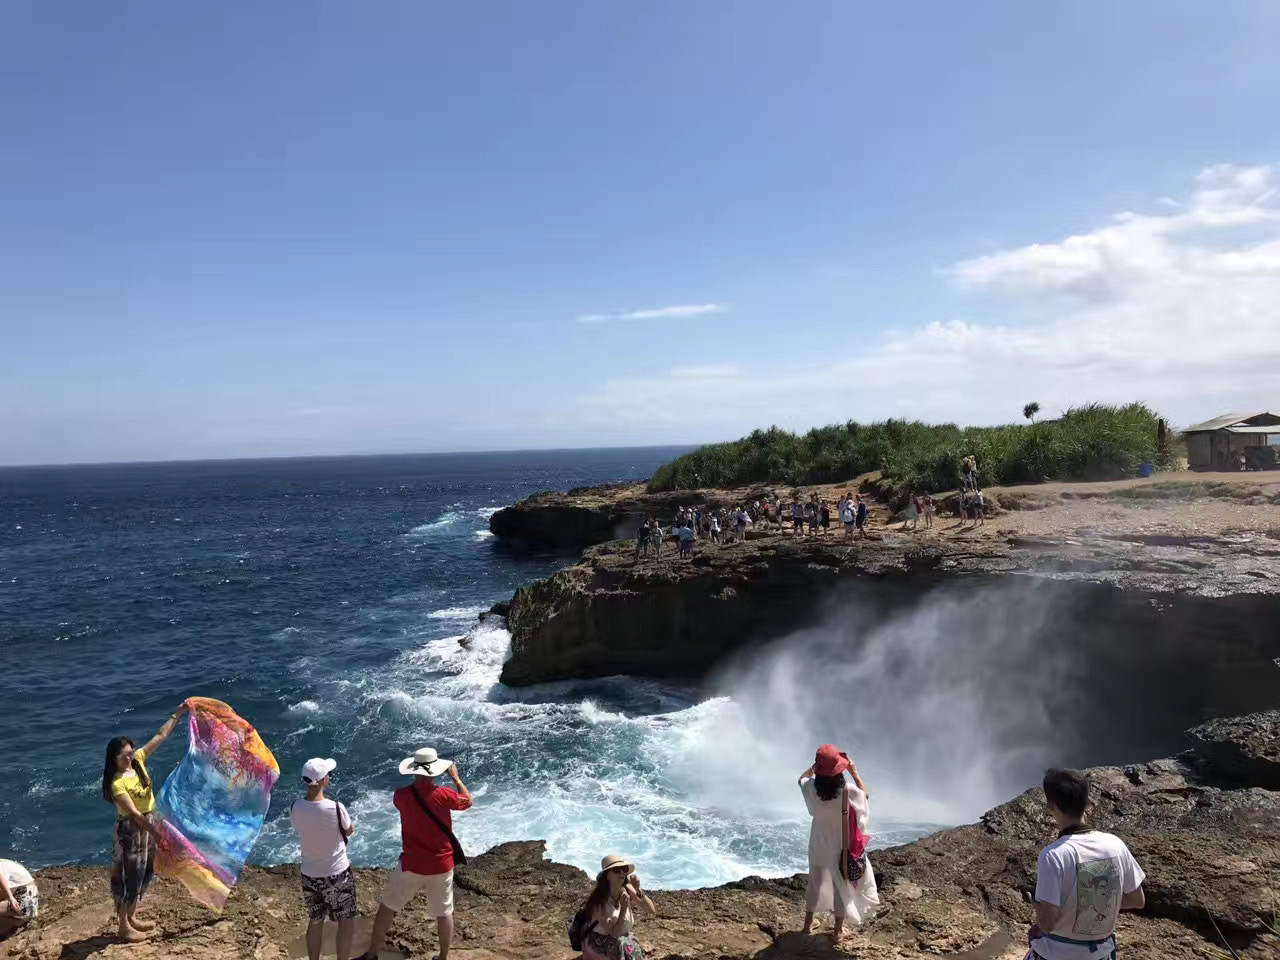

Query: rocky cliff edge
[[9, 712, 1279, 960]]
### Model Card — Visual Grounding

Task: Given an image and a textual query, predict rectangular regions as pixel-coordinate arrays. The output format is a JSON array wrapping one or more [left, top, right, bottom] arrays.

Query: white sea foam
[[409, 511, 463, 534], [265, 582, 1053, 888], [266, 618, 818, 889], [287, 699, 322, 714], [426, 605, 488, 622]]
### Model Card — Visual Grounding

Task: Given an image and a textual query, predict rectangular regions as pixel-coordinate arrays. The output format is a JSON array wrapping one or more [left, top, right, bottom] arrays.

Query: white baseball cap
[[301, 758, 337, 784]]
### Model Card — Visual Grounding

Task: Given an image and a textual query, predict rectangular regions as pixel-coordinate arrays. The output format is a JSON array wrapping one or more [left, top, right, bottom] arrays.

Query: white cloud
[[947, 163, 1279, 296], [576, 164, 1280, 434], [576, 303, 728, 324]]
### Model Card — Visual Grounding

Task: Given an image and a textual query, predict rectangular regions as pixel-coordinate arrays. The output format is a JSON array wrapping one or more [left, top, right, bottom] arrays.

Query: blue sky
[[3, 1, 1279, 465]]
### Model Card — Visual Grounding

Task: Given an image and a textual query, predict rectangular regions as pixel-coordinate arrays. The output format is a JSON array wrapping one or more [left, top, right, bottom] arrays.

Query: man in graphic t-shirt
[[1028, 768, 1145, 960], [290, 758, 356, 960], [359, 747, 472, 960]]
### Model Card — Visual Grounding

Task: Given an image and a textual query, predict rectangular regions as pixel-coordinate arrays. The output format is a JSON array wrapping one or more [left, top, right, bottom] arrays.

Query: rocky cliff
[[12, 712, 1279, 960], [487, 482, 782, 549], [499, 528, 1280, 688], [487, 483, 654, 548]]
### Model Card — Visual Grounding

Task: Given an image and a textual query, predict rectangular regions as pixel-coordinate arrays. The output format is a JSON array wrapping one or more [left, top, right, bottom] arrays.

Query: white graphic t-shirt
[[1032, 830, 1144, 960]]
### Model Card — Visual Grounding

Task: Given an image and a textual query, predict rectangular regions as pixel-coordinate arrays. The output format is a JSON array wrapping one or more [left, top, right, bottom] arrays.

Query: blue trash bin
[[1138, 462, 1153, 478]]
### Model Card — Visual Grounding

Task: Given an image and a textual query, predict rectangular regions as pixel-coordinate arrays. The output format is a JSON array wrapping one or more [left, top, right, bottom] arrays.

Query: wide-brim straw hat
[[597, 853, 636, 880], [398, 746, 451, 777]]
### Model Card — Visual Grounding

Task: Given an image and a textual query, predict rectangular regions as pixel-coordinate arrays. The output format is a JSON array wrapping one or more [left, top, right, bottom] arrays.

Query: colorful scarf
[[155, 697, 280, 910]]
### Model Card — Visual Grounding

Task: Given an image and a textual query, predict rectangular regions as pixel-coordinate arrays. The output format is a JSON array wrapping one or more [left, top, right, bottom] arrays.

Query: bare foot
[[118, 926, 149, 943], [130, 917, 156, 931]]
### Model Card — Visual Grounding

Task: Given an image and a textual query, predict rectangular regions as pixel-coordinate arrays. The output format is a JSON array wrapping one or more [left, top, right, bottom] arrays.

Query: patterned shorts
[[14, 883, 38, 919], [301, 868, 358, 922], [111, 814, 155, 908], [1, 882, 38, 936], [584, 931, 645, 960]]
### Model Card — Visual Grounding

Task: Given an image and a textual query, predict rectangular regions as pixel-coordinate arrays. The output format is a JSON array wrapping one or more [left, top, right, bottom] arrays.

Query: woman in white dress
[[798, 744, 880, 942]]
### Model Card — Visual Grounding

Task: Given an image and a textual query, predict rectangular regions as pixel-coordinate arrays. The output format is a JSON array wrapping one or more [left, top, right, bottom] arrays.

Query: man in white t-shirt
[[1028, 768, 1145, 960], [290, 758, 357, 960]]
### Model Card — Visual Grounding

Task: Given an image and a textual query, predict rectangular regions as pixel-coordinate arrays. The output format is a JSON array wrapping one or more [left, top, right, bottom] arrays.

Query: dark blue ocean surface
[[0, 448, 940, 889]]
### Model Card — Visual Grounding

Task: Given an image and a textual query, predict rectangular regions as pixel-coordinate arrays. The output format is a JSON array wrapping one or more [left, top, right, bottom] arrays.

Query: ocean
[[0, 448, 944, 890]]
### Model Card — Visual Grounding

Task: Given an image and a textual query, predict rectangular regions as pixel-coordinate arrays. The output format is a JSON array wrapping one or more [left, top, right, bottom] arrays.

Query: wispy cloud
[[576, 303, 728, 324], [576, 164, 1280, 433], [670, 364, 739, 380]]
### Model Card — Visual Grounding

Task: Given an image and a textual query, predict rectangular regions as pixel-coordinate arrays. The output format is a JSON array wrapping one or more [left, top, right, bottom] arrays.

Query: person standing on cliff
[[102, 701, 190, 943], [652, 519, 664, 560], [635, 517, 652, 561], [855, 496, 868, 537], [290, 758, 357, 960], [839, 496, 855, 538], [798, 745, 879, 943], [1025, 768, 1145, 960], [358, 748, 472, 960], [677, 521, 695, 559]]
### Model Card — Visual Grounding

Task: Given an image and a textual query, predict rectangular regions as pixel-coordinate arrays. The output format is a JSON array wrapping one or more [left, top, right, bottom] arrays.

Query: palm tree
[[1023, 401, 1041, 423]]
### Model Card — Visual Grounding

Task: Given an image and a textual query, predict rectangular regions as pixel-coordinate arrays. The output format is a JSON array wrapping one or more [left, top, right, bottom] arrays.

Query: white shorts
[[380, 866, 454, 916]]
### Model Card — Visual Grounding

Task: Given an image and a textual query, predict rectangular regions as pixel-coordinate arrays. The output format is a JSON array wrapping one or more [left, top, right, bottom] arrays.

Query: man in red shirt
[[356, 747, 472, 960]]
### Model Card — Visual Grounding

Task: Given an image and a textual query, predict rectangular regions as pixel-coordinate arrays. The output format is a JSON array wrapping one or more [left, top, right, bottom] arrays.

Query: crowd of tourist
[[636, 493, 873, 562], [2, 720, 1147, 960], [633, 456, 1001, 562]]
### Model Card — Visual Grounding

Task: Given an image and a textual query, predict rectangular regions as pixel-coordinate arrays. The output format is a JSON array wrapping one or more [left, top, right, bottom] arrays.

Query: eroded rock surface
[[499, 531, 1280, 688]]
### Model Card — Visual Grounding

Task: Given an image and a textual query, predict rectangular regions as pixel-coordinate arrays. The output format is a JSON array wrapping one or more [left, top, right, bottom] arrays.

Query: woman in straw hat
[[577, 853, 656, 960], [798, 744, 880, 942]]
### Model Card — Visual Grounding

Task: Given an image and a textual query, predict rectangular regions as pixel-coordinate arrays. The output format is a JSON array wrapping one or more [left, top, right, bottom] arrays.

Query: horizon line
[[0, 442, 703, 471]]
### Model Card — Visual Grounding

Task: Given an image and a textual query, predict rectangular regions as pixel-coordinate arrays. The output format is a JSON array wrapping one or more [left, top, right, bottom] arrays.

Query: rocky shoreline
[[12, 712, 1279, 959], [14, 476, 1277, 959]]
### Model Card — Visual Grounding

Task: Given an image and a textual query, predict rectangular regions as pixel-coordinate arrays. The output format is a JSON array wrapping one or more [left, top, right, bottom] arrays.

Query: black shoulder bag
[[408, 785, 468, 866]]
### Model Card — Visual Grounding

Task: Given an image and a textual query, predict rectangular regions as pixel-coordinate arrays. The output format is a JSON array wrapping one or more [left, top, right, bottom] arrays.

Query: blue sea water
[[0, 448, 941, 890]]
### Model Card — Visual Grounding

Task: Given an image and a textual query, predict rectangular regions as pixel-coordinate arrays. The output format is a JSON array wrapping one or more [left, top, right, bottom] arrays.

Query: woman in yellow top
[[101, 702, 188, 942]]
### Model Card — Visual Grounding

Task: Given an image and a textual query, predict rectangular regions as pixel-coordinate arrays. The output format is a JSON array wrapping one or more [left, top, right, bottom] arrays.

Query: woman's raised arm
[[141, 702, 189, 757], [848, 762, 869, 798]]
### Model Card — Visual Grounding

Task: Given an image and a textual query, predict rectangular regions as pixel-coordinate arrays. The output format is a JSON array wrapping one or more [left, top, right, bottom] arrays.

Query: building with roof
[[1182, 411, 1280, 470]]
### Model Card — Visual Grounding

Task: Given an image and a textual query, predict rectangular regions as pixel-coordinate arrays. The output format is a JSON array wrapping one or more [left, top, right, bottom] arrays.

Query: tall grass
[[646, 403, 1176, 497]]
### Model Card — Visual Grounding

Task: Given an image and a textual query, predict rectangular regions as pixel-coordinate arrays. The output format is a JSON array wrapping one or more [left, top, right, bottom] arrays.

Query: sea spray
[[689, 578, 1079, 828]]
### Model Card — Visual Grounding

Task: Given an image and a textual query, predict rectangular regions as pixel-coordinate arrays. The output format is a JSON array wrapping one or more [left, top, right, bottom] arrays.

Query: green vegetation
[[647, 402, 1177, 498]]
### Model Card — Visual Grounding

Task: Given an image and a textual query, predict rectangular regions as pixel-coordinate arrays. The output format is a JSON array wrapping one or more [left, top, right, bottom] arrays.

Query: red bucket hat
[[814, 744, 850, 777]]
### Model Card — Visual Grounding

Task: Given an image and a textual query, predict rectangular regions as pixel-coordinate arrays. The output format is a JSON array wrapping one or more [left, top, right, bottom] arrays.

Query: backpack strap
[[840, 784, 851, 875]]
